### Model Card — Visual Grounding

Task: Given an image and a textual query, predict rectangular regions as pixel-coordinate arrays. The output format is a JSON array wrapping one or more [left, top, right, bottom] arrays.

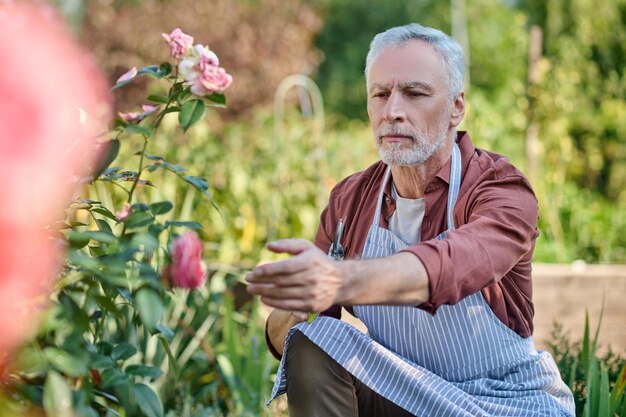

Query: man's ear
[[450, 92, 465, 127]]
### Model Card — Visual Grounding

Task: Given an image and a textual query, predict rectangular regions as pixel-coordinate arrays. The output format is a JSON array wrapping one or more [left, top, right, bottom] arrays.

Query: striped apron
[[269, 143, 575, 416]]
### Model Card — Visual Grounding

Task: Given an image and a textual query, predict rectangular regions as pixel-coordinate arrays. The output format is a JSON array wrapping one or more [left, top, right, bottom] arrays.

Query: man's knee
[[285, 331, 351, 392]]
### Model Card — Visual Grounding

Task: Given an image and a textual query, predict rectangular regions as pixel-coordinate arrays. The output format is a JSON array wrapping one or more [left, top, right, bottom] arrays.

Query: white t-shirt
[[388, 181, 426, 246]]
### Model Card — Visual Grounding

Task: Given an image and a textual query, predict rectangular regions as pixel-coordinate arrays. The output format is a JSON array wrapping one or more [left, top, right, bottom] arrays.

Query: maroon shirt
[[315, 132, 538, 337]]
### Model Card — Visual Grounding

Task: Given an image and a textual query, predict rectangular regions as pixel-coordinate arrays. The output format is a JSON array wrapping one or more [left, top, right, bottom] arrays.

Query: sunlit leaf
[[44, 347, 88, 377], [43, 371, 73, 417], [135, 288, 163, 331], [134, 383, 164, 417]]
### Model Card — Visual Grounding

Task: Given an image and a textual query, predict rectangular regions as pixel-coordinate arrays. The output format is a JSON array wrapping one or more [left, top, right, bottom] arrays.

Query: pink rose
[[178, 45, 232, 97], [164, 232, 207, 289], [196, 44, 219, 67], [0, 3, 110, 358], [116, 66, 137, 84], [118, 104, 158, 122], [162, 28, 194, 59], [115, 202, 132, 220]]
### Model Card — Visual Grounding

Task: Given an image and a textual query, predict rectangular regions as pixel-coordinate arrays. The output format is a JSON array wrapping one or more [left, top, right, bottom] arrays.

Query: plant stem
[[127, 137, 149, 204]]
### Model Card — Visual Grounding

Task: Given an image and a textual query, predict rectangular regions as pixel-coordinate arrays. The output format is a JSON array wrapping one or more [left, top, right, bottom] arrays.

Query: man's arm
[[247, 239, 429, 314]]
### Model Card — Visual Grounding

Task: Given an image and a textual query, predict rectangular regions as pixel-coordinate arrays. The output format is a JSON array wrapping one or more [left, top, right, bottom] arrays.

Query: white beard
[[375, 118, 450, 166]]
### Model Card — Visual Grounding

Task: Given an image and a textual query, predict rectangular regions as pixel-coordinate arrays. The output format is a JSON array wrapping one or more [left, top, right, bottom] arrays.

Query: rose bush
[[0, 24, 278, 417]]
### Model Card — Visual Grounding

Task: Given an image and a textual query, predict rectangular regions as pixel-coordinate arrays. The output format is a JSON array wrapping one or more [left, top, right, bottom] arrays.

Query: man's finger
[[245, 271, 308, 287], [247, 282, 312, 300], [250, 256, 310, 278], [266, 238, 313, 255]]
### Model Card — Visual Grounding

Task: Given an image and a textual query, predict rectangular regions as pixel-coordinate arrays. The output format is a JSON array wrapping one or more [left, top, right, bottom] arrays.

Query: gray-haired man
[[247, 23, 575, 417]]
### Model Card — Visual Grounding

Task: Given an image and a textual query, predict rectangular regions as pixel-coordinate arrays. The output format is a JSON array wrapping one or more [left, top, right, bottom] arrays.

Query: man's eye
[[372, 92, 388, 98], [407, 91, 425, 97]]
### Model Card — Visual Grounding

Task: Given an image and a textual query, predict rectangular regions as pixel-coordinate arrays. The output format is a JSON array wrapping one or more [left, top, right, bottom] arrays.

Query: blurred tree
[[518, 0, 626, 200], [78, 0, 322, 119], [312, 0, 449, 121]]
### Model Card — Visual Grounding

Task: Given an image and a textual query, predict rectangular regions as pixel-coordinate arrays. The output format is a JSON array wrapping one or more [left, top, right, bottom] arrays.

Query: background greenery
[[51, 0, 626, 264], [8, 0, 625, 416]]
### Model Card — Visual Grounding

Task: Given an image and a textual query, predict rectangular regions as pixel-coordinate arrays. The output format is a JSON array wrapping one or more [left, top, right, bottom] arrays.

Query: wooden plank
[[533, 263, 626, 353]]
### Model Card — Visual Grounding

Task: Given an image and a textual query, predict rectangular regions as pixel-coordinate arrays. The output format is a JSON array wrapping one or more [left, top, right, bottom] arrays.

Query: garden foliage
[[3, 28, 278, 417]]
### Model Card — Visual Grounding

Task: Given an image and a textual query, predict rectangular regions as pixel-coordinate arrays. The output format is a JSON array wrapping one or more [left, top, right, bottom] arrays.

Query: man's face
[[367, 40, 461, 166]]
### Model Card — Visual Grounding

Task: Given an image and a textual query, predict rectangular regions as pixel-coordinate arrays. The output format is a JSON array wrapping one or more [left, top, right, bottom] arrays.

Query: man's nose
[[383, 91, 406, 122]]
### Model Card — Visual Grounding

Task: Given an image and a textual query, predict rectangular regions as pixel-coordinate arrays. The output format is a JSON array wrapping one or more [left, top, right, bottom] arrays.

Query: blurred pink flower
[[162, 28, 194, 59], [179, 45, 232, 97], [118, 111, 140, 122], [116, 66, 137, 84], [116, 203, 132, 220], [118, 104, 158, 122], [0, 3, 111, 359], [164, 232, 207, 289]]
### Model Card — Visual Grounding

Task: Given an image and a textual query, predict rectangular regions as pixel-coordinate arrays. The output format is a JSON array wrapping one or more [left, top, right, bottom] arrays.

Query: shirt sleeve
[[403, 170, 538, 313]]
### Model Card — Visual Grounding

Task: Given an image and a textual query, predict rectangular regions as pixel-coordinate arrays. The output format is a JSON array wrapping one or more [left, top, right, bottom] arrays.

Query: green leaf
[[125, 124, 153, 137], [134, 383, 164, 417], [206, 93, 226, 105], [90, 353, 114, 369], [44, 347, 88, 377], [135, 288, 163, 331], [216, 354, 240, 403], [101, 368, 126, 389], [582, 310, 591, 374], [43, 371, 73, 417], [125, 364, 164, 379], [149, 201, 173, 215], [178, 99, 206, 132], [68, 250, 101, 271], [94, 139, 120, 179], [158, 336, 179, 379], [155, 324, 174, 339], [68, 231, 117, 247], [159, 62, 172, 77], [182, 175, 208, 191], [164, 220, 202, 230], [92, 207, 118, 221], [111, 343, 137, 361], [131, 233, 160, 253], [96, 219, 113, 235], [147, 94, 169, 104], [599, 365, 610, 417], [610, 365, 626, 415], [124, 211, 155, 228]]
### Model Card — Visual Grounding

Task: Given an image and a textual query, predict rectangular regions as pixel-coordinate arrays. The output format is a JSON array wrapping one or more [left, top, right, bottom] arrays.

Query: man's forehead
[[366, 40, 445, 89]]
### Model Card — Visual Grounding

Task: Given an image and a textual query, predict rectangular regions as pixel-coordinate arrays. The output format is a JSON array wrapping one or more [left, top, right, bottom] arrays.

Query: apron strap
[[446, 142, 462, 231], [372, 142, 462, 233], [373, 165, 392, 226]]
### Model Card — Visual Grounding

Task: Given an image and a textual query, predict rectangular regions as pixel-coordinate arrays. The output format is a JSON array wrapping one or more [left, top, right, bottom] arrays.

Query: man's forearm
[[248, 240, 430, 316], [337, 252, 430, 306]]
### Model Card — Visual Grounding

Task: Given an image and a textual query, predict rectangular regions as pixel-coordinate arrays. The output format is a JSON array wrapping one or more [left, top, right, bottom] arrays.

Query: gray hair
[[364, 23, 465, 99]]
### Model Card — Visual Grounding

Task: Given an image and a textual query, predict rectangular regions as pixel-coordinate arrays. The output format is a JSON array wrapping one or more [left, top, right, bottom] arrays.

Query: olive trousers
[[284, 331, 416, 417]]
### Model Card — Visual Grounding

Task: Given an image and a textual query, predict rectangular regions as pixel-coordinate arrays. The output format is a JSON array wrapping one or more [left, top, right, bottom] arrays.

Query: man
[[246, 23, 575, 417]]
